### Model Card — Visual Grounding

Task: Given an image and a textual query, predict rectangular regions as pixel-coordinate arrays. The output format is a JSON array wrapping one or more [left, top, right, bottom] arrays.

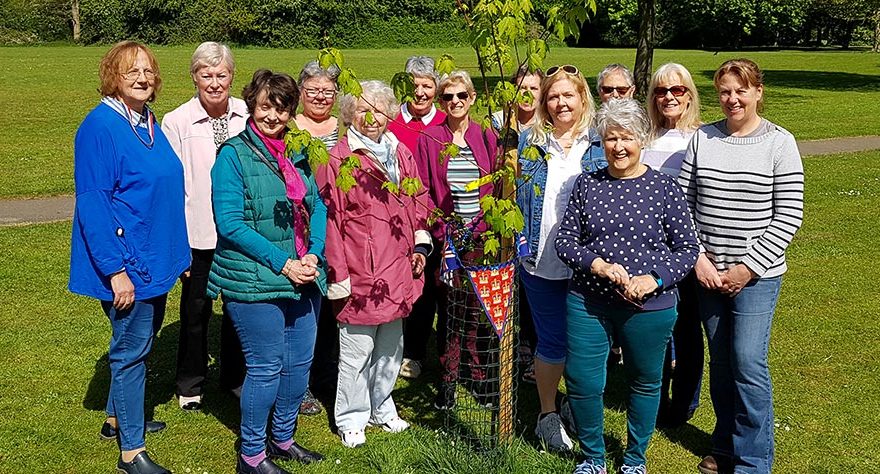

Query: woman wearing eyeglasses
[[292, 60, 342, 417], [641, 63, 705, 430], [161, 41, 248, 412], [414, 70, 499, 410], [69, 40, 190, 474], [556, 99, 699, 474], [294, 60, 340, 148], [680, 59, 803, 474], [514, 64, 605, 452]]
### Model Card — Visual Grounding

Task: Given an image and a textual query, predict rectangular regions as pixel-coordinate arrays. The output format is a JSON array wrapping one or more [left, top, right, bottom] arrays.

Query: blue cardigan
[[69, 102, 191, 301]]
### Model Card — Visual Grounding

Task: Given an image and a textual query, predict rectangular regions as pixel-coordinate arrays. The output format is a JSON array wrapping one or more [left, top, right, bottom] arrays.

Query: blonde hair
[[438, 70, 475, 95], [529, 70, 595, 146], [98, 41, 162, 102], [647, 63, 701, 139]]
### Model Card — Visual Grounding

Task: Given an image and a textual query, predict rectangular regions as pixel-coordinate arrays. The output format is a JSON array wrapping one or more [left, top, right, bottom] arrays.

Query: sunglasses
[[440, 91, 470, 101], [546, 65, 579, 77], [600, 85, 633, 95], [653, 85, 689, 97]]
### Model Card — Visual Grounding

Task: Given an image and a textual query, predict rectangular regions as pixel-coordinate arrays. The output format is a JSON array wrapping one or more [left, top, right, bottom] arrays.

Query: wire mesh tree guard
[[438, 241, 520, 451]]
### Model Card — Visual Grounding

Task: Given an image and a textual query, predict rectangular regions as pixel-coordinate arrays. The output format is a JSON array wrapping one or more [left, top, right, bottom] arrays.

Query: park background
[[1, 0, 880, 472]]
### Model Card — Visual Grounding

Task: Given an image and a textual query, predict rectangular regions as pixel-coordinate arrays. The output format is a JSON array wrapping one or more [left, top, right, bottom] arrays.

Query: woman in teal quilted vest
[[209, 69, 327, 474]]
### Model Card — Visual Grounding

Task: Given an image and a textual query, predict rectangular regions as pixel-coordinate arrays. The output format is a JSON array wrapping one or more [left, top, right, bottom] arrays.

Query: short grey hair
[[596, 98, 650, 146], [338, 80, 399, 127], [298, 60, 340, 87], [190, 41, 235, 76], [438, 70, 475, 95], [405, 56, 439, 87], [596, 63, 634, 92]]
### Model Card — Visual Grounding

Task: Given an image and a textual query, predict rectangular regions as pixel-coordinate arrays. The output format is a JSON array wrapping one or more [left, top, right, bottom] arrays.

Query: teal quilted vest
[[208, 127, 327, 302]]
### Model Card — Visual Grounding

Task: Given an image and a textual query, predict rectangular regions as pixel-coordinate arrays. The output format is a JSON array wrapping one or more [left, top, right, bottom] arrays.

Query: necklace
[[123, 103, 155, 149]]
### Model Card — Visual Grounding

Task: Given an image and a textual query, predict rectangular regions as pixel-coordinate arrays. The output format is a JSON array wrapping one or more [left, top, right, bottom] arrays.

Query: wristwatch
[[649, 270, 663, 289]]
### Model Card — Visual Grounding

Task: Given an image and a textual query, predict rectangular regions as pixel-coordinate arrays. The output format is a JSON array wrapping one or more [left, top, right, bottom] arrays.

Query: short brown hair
[[241, 69, 299, 115], [713, 58, 764, 109], [98, 41, 162, 102]]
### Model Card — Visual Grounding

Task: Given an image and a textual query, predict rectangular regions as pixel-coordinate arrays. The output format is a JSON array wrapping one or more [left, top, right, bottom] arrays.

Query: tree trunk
[[634, 0, 655, 101], [71, 0, 81, 41], [873, 9, 880, 52]]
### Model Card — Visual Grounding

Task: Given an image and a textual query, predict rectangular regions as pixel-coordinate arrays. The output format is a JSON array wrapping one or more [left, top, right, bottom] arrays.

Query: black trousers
[[658, 271, 704, 424], [176, 248, 245, 397], [402, 247, 442, 361]]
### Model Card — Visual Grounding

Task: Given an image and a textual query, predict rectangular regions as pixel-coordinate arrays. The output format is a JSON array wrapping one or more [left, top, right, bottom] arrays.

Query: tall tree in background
[[633, 0, 654, 100], [71, 0, 80, 41]]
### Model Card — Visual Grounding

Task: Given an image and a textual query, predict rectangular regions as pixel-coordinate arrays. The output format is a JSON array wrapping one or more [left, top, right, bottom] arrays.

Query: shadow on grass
[[698, 69, 880, 92]]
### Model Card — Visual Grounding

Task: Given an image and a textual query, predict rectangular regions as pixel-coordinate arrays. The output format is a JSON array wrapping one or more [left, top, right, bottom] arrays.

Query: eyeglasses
[[653, 85, 689, 97], [600, 85, 633, 95], [440, 91, 470, 101], [304, 88, 337, 99], [546, 65, 579, 77], [121, 69, 155, 81]]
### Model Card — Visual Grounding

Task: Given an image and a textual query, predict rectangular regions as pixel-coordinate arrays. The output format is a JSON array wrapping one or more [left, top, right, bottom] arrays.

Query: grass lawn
[[1, 45, 880, 198], [0, 150, 878, 473]]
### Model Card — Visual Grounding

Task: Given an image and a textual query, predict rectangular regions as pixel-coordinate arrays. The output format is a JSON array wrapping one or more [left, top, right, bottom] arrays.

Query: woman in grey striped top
[[679, 59, 804, 474]]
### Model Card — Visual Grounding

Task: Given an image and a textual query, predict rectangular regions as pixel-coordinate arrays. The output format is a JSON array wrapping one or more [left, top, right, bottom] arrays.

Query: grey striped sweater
[[678, 121, 804, 278]]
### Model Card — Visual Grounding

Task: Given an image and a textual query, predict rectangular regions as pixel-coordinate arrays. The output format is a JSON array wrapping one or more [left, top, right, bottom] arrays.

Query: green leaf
[[317, 48, 344, 69], [436, 54, 456, 76], [401, 177, 423, 196], [427, 207, 444, 226], [364, 110, 376, 126], [521, 145, 541, 162], [533, 183, 542, 197], [306, 137, 329, 169], [284, 127, 312, 155], [484, 236, 500, 256], [480, 195, 496, 213], [337, 68, 362, 97], [390, 72, 415, 104], [440, 143, 460, 164], [465, 174, 495, 192], [381, 181, 400, 194]]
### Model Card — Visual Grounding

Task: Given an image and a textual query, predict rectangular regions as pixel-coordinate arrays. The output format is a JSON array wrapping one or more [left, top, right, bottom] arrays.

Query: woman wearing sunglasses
[[515, 64, 606, 452], [414, 70, 499, 410], [555, 98, 699, 474], [641, 63, 705, 430], [680, 59, 803, 474]]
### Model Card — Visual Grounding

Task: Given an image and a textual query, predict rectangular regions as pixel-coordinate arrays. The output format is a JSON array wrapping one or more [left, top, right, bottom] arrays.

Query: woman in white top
[[642, 63, 705, 429]]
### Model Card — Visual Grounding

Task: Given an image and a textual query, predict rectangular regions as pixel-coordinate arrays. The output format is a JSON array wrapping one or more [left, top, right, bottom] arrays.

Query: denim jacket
[[515, 127, 606, 259]]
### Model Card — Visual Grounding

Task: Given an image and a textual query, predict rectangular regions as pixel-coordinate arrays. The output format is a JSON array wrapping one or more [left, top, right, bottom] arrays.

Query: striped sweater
[[677, 120, 804, 278]]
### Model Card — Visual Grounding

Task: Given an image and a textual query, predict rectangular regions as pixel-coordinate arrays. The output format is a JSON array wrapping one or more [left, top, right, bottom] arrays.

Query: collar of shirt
[[546, 128, 594, 158], [101, 96, 150, 129], [399, 103, 438, 125], [188, 95, 248, 124]]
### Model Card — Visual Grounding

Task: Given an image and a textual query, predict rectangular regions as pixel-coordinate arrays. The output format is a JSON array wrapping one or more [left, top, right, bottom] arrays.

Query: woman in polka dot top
[[555, 99, 699, 474]]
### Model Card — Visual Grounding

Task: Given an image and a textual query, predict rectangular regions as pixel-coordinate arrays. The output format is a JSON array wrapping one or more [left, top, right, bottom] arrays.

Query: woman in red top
[[316, 80, 433, 449]]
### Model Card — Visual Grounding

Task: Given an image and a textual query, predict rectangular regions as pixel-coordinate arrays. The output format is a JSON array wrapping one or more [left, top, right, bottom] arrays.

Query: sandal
[[522, 360, 536, 384]]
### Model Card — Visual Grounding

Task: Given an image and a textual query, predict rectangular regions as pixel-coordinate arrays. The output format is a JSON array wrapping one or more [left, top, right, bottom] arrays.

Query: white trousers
[[334, 319, 403, 431]]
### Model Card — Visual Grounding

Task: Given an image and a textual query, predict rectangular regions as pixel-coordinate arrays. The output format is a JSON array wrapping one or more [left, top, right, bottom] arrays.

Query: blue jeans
[[700, 276, 782, 474], [520, 271, 568, 364], [565, 292, 677, 467], [226, 292, 320, 456], [101, 296, 167, 451]]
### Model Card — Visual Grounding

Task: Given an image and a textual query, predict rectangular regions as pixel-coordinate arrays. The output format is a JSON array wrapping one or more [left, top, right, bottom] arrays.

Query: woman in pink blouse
[[161, 41, 248, 411]]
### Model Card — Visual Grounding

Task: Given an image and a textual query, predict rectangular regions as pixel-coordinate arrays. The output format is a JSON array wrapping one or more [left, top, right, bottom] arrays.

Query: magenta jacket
[[415, 120, 499, 240], [317, 132, 433, 326]]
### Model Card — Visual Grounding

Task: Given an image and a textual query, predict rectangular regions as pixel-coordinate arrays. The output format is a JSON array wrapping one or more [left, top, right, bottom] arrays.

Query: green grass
[[1, 150, 879, 472], [1, 46, 879, 198]]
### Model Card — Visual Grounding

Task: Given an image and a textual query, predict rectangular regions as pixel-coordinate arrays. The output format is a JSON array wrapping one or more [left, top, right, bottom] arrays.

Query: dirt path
[[2, 135, 879, 227]]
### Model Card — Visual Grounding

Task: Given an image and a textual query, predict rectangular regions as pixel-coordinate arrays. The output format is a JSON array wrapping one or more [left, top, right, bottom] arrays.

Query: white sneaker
[[373, 417, 410, 433], [178, 394, 202, 411], [535, 412, 574, 451], [398, 358, 422, 379], [339, 428, 366, 448]]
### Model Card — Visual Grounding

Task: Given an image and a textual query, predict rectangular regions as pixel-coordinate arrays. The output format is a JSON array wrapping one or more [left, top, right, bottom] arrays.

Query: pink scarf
[[250, 121, 308, 257]]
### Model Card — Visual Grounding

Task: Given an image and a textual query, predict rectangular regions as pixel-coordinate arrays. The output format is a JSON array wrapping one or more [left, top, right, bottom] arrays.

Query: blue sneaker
[[573, 460, 607, 474], [620, 465, 647, 474]]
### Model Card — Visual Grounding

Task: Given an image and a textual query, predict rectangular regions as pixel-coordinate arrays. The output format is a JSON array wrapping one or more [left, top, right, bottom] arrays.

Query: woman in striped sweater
[[679, 59, 804, 474]]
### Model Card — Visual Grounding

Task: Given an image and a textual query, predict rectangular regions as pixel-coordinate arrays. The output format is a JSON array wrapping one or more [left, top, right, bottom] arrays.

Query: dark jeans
[[309, 299, 339, 399], [176, 248, 244, 396], [658, 272, 704, 425], [402, 247, 441, 361]]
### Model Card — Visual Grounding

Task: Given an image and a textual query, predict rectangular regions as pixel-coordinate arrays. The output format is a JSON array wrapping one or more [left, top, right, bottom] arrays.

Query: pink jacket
[[317, 132, 433, 326], [415, 120, 499, 240], [161, 96, 248, 249]]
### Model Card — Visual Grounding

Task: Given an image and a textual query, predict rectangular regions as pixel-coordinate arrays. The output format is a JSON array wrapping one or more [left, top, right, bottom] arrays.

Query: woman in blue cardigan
[[69, 41, 190, 474], [209, 69, 327, 474]]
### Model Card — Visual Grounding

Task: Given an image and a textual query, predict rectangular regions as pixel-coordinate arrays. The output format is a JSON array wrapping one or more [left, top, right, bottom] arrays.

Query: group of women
[[69, 40, 803, 474]]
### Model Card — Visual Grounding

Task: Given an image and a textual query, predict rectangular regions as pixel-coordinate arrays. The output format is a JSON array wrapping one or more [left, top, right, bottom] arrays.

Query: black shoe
[[236, 457, 291, 474], [267, 440, 324, 464], [180, 401, 201, 412], [116, 452, 170, 474], [299, 389, 322, 416], [101, 420, 167, 440], [433, 384, 455, 410]]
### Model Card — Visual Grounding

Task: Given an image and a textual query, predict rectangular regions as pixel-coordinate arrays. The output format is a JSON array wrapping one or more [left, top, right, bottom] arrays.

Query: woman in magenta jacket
[[316, 80, 433, 449]]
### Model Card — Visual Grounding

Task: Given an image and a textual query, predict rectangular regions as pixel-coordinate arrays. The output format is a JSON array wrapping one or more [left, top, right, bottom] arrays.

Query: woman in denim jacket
[[515, 64, 605, 452]]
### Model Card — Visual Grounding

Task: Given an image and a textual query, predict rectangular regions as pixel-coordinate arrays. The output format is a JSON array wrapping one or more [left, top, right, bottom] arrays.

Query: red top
[[387, 105, 447, 155], [317, 132, 433, 326]]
